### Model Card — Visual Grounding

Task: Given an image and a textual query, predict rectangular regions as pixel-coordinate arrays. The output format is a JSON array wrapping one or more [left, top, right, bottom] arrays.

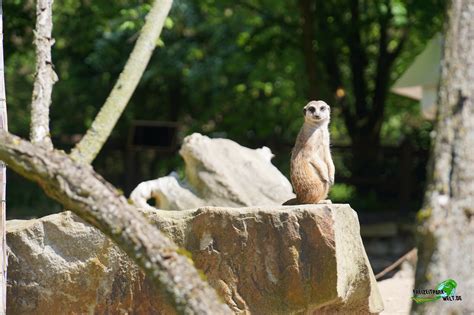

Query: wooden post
[[0, 0, 8, 313]]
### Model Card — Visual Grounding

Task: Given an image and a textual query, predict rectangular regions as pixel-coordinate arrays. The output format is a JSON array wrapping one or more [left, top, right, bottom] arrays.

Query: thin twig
[[375, 247, 417, 280], [30, 0, 57, 149], [0, 1, 8, 311]]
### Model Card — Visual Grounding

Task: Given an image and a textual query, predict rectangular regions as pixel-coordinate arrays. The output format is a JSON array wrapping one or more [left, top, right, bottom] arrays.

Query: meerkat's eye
[[320, 106, 325, 111]]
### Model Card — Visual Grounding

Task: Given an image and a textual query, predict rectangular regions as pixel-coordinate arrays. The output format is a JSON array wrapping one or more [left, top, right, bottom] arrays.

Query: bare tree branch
[[0, 1, 8, 311], [387, 28, 408, 62], [30, 0, 57, 150], [322, 47, 356, 134], [0, 130, 232, 315], [347, 0, 368, 118], [71, 0, 173, 164], [235, 0, 291, 26], [370, 3, 408, 138], [369, 4, 390, 139], [298, 0, 318, 99], [314, 1, 356, 134]]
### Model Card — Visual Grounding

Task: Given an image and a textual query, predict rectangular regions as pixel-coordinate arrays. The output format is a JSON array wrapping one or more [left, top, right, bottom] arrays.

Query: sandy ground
[[378, 277, 414, 314], [377, 263, 415, 315]]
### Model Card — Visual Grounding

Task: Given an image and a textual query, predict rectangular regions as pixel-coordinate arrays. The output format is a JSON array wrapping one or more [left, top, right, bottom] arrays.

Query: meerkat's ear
[[303, 107, 307, 115]]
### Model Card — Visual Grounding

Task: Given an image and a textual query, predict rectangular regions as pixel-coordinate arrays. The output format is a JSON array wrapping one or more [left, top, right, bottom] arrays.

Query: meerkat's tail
[[282, 198, 299, 205]]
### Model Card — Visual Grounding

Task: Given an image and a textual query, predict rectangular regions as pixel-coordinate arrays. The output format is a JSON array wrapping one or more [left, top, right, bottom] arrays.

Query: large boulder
[[7, 205, 383, 314], [130, 133, 295, 210]]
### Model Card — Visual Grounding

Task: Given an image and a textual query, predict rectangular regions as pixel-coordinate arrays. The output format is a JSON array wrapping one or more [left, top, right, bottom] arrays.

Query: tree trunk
[[350, 133, 381, 194], [298, 0, 318, 100], [0, 1, 7, 312], [414, 1, 474, 314], [0, 131, 231, 315]]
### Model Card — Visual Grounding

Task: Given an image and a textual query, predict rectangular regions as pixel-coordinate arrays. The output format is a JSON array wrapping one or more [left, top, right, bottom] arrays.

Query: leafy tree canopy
[[4, 0, 445, 216]]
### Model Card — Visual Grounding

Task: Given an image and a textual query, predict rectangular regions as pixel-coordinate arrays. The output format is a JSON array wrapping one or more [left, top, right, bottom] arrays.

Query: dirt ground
[[378, 262, 415, 315]]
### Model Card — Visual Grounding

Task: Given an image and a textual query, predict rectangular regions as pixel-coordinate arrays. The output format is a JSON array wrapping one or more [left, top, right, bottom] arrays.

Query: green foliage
[[329, 183, 355, 203]]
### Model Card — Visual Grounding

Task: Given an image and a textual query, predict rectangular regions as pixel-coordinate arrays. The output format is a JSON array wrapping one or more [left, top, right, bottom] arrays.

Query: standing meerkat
[[285, 100, 335, 204]]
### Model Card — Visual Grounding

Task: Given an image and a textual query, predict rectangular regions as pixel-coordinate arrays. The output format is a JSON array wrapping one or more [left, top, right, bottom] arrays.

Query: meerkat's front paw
[[322, 176, 333, 185]]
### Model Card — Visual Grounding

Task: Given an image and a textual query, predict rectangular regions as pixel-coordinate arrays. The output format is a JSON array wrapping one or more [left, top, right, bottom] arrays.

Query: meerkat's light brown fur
[[289, 100, 335, 204]]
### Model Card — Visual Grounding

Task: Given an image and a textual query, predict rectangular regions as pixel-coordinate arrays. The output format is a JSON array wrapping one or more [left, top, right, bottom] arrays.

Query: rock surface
[[130, 133, 295, 210], [7, 205, 383, 314]]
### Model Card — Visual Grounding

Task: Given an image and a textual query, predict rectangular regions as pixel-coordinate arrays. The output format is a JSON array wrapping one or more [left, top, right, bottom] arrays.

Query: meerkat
[[284, 100, 335, 205]]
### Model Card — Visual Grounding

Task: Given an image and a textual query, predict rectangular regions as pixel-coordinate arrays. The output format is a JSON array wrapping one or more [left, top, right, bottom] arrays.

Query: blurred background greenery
[[4, 0, 445, 219]]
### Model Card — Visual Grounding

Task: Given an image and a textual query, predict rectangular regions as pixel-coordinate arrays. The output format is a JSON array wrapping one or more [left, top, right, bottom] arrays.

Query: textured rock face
[[7, 205, 383, 314], [130, 133, 295, 210]]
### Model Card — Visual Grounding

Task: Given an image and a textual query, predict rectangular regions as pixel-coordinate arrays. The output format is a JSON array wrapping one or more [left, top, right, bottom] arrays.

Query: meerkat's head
[[303, 100, 330, 124]]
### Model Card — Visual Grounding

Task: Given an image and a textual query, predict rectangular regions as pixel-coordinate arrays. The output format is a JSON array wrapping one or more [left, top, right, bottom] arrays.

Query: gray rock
[[7, 204, 383, 314], [130, 133, 295, 210]]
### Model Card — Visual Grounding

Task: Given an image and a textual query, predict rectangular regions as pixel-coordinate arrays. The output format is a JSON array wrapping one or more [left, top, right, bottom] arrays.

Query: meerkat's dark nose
[[308, 106, 316, 113]]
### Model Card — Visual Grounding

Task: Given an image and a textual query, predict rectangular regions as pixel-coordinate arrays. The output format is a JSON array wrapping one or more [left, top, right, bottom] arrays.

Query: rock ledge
[[7, 204, 383, 314]]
